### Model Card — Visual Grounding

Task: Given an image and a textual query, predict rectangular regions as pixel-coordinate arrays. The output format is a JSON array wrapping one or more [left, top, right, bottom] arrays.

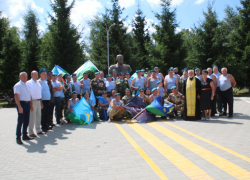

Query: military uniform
[[64, 82, 75, 120], [165, 92, 184, 116], [116, 79, 129, 97], [91, 78, 106, 96]]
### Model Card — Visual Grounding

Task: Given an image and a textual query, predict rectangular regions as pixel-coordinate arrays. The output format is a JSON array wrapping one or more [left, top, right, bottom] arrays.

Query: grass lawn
[[233, 88, 250, 97], [0, 101, 15, 108]]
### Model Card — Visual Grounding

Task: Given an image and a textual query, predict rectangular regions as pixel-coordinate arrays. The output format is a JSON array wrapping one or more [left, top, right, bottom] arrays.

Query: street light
[[107, 23, 116, 74]]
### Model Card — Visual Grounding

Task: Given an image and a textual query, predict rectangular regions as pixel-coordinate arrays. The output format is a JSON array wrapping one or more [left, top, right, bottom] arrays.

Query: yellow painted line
[[113, 121, 168, 180], [126, 121, 213, 180], [163, 121, 250, 163], [149, 122, 250, 180]]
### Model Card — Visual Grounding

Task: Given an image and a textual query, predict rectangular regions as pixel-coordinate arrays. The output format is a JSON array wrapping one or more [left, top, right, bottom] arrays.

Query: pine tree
[[46, 0, 86, 73], [131, 7, 151, 70], [0, 20, 21, 93], [21, 7, 40, 76], [148, 0, 185, 74]]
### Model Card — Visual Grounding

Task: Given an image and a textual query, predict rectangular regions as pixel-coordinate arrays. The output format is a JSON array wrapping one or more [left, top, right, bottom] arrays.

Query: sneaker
[[206, 118, 211, 121], [108, 119, 111, 123], [166, 116, 170, 120], [201, 117, 206, 120]]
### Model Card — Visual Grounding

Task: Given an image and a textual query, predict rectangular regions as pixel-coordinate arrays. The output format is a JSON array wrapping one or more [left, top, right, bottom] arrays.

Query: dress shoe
[[228, 115, 233, 118], [219, 112, 227, 116], [16, 139, 23, 145], [29, 134, 37, 138], [42, 129, 48, 132], [22, 136, 34, 140], [48, 126, 53, 130]]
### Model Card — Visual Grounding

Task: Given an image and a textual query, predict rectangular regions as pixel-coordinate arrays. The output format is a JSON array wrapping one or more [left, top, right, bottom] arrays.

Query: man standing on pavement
[[72, 74, 83, 100], [91, 72, 106, 97], [154, 67, 165, 83], [47, 70, 55, 128], [52, 73, 63, 124], [213, 65, 222, 114], [219, 67, 236, 118], [38, 68, 51, 133], [14, 72, 34, 145], [64, 74, 75, 123], [27, 71, 45, 136], [164, 68, 179, 97]]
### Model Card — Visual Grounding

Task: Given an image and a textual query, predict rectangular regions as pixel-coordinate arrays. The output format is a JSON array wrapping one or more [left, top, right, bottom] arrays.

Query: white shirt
[[14, 80, 31, 101], [27, 79, 42, 100]]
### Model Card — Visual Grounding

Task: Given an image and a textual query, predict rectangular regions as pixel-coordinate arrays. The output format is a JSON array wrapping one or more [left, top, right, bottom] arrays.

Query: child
[[157, 81, 164, 101]]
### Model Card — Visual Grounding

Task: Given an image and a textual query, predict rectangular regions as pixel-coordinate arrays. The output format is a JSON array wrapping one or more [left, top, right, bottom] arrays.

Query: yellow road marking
[[113, 121, 168, 180], [126, 121, 213, 180], [149, 122, 250, 179], [163, 121, 250, 163]]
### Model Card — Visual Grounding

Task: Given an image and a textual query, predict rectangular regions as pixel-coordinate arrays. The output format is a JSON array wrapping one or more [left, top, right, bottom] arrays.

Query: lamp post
[[107, 23, 116, 74]]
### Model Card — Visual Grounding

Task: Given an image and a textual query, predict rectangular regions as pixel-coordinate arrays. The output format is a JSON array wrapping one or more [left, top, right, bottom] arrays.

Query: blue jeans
[[16, 101, 30, 139], [54, 97, 61, 124]]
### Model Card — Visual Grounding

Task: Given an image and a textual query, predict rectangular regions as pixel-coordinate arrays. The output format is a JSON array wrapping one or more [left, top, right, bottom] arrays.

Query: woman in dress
[[200, 70, 215, 120]]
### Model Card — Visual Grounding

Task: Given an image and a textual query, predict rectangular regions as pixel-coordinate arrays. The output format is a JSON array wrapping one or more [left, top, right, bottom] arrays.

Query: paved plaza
[[0, 97, 250, 180]]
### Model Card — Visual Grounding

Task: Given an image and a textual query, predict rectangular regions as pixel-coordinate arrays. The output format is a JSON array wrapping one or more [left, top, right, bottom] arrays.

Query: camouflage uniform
[[64, 82, 75, 119], [122, 95, 134, 118], [91, 78, 106, 97], [115, 79, 129, 97], [165, 92, 184, 116]]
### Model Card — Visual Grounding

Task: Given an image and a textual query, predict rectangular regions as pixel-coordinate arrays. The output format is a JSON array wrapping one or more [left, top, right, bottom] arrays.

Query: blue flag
[[145, 96, 174, 116], [67, 98, 93, 125], [123, 96, 155, 123], [90, 88, 96, 106]]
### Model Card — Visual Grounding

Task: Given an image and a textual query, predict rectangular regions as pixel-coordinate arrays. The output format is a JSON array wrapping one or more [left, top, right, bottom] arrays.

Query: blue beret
[[110, 88, 116, 92], [167, 68, 174, 73], [182, 68, 188, 72], [151, 70, 156, 72], [171, 86, 177, 90], [141, 69, 145, 72], [114, 93, 121, 97], [118, 72, 124, 76], [112, 69, 117, 72], [95, 72, 100, 75], [106, 74, 112, 78], [125, 88, 130, 92], [39, 68, 47, 75], [72, 74, 76, 77], [174, 67, 178, 70], [195, 68, 200, 71], [151, 88, 157, 92], [82, 90, 88, 96], [65, 74, 70, 78], [52, 73, 57, 76], [71, 91, 77, 95], [213, 65, 218, 68], [125, 71, 130, 74], [154, 67, 158, 69], [83, 71, 88, 74], [101, 90, 107, 94], [157, 80, 162, 84], [139, 88, 145, 91]]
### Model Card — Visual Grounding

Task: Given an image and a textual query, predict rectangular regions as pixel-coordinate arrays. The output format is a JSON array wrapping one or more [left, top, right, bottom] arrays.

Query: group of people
[[13, 60, 236, 145]]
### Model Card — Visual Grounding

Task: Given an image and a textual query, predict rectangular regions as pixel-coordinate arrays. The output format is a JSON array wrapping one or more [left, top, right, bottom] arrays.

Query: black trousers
[[54, 97, 61, 124], [211, 93, 217, 115], [41, 100, 50, 130], [48, 102, 54, 126], [16, 101, 30, 139], [216, 87, 222, 113], [221, 87, 233, 116]]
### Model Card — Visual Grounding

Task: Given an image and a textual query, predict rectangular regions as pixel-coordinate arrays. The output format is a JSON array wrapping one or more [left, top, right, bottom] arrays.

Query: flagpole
[[132, 109, 146, 120], [107, 23, 116, 74]]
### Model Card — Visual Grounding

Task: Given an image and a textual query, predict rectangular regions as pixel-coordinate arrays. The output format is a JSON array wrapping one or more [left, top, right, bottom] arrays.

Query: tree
[[88, 0, 132, 74], [21, 7, 40, 76], [131, 7, 151, 70], [45, 0, 86, 73], [148, 0, 185, 74], [0, 17, 21, 93]]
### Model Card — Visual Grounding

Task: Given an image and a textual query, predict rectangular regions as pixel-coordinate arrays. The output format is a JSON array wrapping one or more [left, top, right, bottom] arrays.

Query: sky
[[0, 0, 242, 39]]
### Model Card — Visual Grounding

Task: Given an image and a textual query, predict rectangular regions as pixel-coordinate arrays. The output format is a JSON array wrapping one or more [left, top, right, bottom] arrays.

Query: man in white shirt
[[14, 72, 34, 144], [72, 74, 83, 100], [27, 71, 45, 136]]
